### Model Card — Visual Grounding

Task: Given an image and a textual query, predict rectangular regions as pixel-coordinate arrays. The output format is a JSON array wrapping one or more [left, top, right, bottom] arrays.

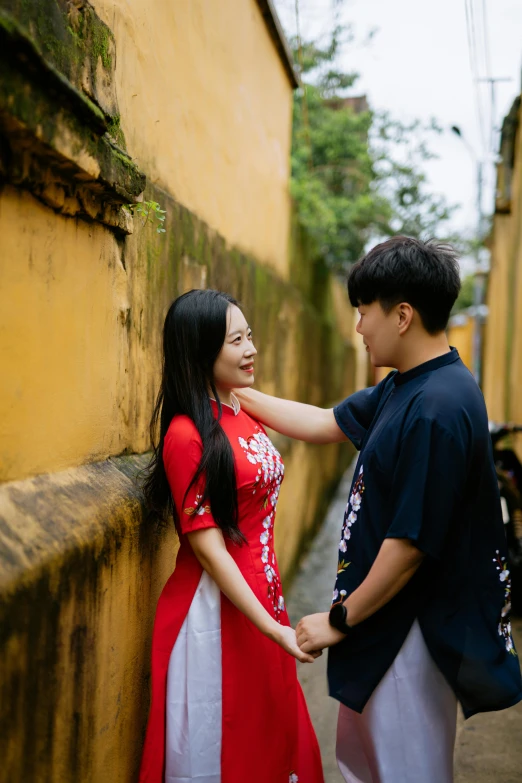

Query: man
[[236, 236, 522, 783]]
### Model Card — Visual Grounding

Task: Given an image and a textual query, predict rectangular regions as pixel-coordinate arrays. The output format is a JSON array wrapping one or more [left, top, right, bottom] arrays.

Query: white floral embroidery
[[239, 431, 284, 485], [337, 466, 365, 553], [494, 550, 516, 655], [332, 588, 339, 601], [289, 774, 299, 783], [238, 431, 286, 621], [351, 492, 362, 511]]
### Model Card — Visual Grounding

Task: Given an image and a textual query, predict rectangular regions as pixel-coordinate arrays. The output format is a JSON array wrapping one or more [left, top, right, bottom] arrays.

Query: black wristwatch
[[328, 602, 352, 634]]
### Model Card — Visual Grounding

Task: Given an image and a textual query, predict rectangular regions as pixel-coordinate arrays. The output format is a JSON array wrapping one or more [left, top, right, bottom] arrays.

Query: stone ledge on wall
[[0, 452, 177, 781], [0, 1, 146, 233]]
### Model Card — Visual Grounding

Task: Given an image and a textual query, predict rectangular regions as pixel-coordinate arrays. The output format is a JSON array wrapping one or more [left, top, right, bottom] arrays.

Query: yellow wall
[[447, 316, 473, 373], [0, 3, 357, 779], [91, 0, 293, 277], [0, 188, 129, 482], [483, 216, 512, 421], [483, 95, 522, 429]]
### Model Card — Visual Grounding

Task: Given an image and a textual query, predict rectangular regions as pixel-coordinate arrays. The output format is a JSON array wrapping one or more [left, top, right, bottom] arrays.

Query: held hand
[[296, 612, 346, 653], [274, 625, 317, 663]]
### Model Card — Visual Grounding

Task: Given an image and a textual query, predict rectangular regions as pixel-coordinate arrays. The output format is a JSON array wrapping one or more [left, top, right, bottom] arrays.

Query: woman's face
[[212, 305, 257, 393]]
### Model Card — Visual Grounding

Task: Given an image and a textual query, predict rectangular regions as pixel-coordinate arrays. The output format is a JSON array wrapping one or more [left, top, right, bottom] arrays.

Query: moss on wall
[[1, 0, 118, 123]]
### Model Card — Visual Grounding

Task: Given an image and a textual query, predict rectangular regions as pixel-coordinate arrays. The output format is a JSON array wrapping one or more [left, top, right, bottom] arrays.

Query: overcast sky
[[274, 0, 522, 252]]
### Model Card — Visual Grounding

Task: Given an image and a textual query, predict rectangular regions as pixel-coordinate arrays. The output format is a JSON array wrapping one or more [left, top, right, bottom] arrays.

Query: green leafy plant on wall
[[125, 201, 167, 233]]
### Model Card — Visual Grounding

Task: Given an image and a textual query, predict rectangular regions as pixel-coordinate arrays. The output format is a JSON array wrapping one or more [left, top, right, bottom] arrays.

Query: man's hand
[[296, 612, 346, 653]]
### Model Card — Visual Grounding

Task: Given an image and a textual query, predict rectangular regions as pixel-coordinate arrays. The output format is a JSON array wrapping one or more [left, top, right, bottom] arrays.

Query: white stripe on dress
[[165, 570, 222, 783]]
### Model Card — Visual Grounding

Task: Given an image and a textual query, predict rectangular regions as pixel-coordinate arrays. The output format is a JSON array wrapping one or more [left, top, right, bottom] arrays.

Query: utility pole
[[477, 77, 513, 155]]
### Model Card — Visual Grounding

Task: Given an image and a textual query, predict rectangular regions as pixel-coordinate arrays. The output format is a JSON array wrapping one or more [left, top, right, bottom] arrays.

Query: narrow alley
[[287, 465, 522, 783]]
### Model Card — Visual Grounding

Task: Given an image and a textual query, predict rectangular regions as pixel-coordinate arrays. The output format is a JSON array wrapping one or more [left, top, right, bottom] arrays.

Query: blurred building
[[0, 1, 356, 780], [482, 93, 522, 441]]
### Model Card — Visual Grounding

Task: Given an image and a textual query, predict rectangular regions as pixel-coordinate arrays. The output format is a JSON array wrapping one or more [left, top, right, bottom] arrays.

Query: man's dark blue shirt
[[329, 348, 522, 718]]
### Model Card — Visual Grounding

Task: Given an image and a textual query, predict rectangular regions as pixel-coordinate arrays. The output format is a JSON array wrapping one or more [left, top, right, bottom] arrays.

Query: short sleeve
[[163, 419, 218, 534], [334, 372, 396, 449], [385, 417, 468, 559]]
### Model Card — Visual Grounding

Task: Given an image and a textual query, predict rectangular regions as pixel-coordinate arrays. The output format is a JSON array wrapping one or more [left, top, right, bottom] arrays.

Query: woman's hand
[[272, 625, 318, 663], [296, 612, 347, 652]]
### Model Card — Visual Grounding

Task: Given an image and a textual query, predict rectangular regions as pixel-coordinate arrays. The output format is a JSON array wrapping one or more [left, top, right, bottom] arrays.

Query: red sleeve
[[163, 416, 218, 534]]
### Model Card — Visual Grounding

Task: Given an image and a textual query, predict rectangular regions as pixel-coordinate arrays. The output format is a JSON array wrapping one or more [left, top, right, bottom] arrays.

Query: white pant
[[336, 620, 457, 783]]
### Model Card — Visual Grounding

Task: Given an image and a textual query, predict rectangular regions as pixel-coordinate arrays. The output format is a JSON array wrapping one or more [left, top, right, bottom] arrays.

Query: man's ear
[[397, 302, 414, 335]]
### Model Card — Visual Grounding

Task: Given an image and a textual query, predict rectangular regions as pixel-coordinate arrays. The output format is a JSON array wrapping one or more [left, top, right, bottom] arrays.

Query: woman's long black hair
[[143, 289, 243, 542]]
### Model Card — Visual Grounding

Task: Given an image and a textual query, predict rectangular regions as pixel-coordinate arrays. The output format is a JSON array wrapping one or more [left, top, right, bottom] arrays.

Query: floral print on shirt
[[238, 431, 286, 621], [494, 550, 517, 655], [183, 492, 211, 516], [331, 465, 365, 604], [338, 465, 365, 554]]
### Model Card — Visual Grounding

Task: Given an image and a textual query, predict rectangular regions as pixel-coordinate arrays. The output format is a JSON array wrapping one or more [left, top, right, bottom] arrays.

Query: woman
[[139, 289, 324, 783]]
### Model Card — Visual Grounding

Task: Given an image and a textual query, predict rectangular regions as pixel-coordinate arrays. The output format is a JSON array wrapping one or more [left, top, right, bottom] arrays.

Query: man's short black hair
[[347, 236, 461, 334]]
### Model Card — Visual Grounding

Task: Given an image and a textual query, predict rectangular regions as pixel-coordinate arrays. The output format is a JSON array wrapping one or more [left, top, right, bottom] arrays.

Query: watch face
[[330, 602, 347, 629]]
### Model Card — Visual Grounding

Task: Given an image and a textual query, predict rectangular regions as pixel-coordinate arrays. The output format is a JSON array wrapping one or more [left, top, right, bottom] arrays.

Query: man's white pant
[[336, 620, 457, 783]]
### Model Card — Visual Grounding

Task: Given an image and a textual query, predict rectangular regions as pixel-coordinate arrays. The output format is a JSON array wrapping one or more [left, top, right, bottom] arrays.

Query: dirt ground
[[287, 469, 522, 783]]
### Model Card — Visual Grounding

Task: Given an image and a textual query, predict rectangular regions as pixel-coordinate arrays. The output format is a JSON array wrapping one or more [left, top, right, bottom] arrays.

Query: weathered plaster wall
[[0, 187, 130, 482], [0, 179, 355, 781], [0, 455, 177, 783], [90, 0, 294, 277], [483, 96, 522, 437], [0, 2, 356, 780]]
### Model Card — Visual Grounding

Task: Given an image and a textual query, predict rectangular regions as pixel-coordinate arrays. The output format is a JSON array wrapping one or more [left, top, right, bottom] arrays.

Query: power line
[[464, 0, 489, 155], [464, 0, 512, 157], [481, 0, 492, 80]]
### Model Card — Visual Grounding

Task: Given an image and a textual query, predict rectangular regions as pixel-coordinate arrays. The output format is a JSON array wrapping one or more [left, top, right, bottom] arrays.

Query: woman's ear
[[397, 302, 414, 335]]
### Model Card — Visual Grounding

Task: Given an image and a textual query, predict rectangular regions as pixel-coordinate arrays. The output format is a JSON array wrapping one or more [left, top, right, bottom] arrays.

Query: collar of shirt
[[393, 347, 460, 387], [209, 393, 241, 415]]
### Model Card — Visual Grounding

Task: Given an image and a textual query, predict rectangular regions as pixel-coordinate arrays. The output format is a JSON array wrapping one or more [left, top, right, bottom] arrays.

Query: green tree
[[290, 29, 459, 273], [452, 274, 475, 314]]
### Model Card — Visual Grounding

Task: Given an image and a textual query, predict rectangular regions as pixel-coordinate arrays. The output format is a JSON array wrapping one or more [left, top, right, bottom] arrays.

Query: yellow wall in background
[[0, 188, 129, 482], [91, 0, 293, 277], [483, 95, 522, 429], [447, 316, 473, 373], [0, 3, 356, 779], [483, 215, 512, 422]]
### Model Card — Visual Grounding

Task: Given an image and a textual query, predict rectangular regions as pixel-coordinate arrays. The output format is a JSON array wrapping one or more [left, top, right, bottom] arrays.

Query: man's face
[[356, 301, 399, 368]]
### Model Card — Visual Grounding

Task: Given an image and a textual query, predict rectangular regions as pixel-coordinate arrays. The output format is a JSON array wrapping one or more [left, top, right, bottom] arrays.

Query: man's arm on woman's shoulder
[[234, 388, 345, 444], [235, 372, 395, 447]]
